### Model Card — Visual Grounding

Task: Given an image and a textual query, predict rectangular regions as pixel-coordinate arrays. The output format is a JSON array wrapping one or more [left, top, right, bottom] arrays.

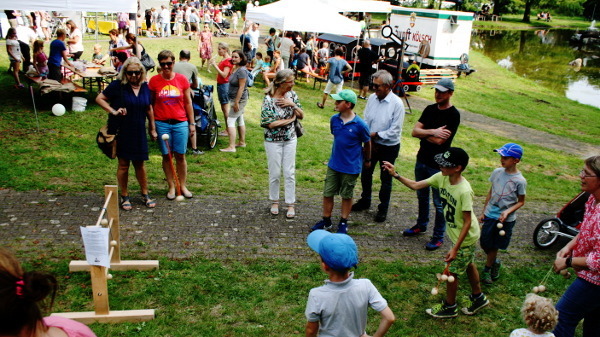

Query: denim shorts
[[217, 83, 230, 105], [323, 167, 359, 199], [155, 120, 189, 155], [480, 218, 515, 250]]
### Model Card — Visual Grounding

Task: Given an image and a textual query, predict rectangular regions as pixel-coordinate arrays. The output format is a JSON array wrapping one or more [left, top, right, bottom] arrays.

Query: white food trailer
[[389, 6, 474, 67]]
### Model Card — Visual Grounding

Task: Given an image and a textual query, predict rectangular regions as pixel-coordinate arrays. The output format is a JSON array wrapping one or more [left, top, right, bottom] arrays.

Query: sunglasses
[[159, 61, 174, 67], [126, 70, 141, 75]]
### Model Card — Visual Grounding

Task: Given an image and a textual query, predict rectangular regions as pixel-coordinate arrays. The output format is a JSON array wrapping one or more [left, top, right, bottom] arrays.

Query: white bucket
[[72, 96, 87, 112]]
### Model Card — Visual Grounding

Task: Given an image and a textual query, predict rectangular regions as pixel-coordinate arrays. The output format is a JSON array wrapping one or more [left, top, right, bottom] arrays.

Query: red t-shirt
[[149, 73, 190, 121], [217, 58, 233, 84]]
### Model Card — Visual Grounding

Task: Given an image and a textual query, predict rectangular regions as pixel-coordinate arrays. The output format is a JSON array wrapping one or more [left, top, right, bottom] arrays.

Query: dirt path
[[406, 96, 597, 157]]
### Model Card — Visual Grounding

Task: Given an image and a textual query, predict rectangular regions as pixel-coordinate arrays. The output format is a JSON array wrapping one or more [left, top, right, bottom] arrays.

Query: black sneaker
[[351, 199, 371, 211], [374, 210, 387, 222], [461, 294, 489, 315], [481, 271, 493, 285], [403, 225, 426, 236], [491, 261, 501, 281], [311, 219, 332, 232], [426, 301, 458, 319]]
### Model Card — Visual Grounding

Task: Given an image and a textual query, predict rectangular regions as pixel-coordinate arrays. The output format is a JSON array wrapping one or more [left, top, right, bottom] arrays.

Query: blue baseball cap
[[432, 78, 455, 92], [307, 230, 358, 272], [494, 143, 523, 159]]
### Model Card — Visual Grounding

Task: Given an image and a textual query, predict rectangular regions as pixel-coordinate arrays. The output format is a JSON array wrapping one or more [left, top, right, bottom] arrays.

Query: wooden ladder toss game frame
[[51, 185, 158, 324]]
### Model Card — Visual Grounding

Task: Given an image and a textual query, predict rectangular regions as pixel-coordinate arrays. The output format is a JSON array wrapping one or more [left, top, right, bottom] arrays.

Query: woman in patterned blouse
[[260, 69, 304, 219], [553, 155, 600, 336]]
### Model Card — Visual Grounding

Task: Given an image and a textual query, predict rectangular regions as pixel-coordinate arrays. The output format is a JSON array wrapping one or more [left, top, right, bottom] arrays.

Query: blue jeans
[[554, 277, 600, 337], [359, 143, 400, 214], [415, 161, 445, 240]]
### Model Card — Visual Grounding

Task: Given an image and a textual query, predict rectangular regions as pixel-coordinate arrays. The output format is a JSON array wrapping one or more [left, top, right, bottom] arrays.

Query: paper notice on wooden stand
[[80, 226, 110, 268]]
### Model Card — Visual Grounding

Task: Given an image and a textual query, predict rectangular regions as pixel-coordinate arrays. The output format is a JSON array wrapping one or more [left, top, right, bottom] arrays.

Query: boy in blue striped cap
[[305, 230, 395, 337], [479, 143, 527, 285]]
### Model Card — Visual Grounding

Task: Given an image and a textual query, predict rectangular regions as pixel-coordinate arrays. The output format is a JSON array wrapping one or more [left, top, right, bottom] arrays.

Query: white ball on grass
[[161, 134, 170, 140], [533, 286, 539, 293], [441, 274, 448, 281], [52, 104, 66, 116], [538, 285, 546, 292], [107, 274, 113, 280], [431, 287, 438, 295], [175, 195, 185, 201]]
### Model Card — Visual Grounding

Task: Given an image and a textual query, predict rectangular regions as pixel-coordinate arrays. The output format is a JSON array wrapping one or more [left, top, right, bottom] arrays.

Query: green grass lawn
[[0, 32, 594, 336], [473, 14, 593, 30]]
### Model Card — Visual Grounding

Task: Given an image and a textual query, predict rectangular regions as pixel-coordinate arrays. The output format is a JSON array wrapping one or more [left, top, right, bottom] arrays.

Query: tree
[[522, 0, 540, 23]]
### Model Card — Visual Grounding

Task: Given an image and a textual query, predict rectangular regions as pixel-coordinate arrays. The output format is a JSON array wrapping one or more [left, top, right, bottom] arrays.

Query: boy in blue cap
[[305, 230, 395, 336], [479, 143, 527, 285], [311, 89, 371, 234]]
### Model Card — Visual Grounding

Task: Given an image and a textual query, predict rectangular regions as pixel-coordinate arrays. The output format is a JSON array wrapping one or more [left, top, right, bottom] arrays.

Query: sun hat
[[432, 78, 455, 92], [434, 147, 470, 168], [307, 230, 358, 271], [330, 89, 357, 104], [494, 143, 523, 159]]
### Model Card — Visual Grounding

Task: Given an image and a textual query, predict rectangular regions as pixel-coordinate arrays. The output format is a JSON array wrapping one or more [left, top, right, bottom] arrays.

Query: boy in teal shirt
[[383, 147, 489, 318]]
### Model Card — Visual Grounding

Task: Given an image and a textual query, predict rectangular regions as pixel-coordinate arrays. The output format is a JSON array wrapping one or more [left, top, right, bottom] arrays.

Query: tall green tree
[[522, 0, 540, 22]]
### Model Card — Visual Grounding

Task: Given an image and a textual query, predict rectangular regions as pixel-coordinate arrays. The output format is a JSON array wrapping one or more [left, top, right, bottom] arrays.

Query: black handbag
[[140, 47, 155, 72], [294, 119, 304, 138], [96, 125, 117, 159]]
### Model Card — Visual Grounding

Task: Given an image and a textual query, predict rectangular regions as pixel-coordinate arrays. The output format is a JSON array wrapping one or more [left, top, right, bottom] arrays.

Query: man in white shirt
[[247, 22, 260, 66], [159, 5, 171, 37], [352, 70, 406, 223]]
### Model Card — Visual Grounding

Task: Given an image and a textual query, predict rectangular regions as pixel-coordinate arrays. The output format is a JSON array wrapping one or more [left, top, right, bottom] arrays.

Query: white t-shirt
[[248, 28, 260, 49], [278, 37, 294, 58], [509, 328, 555, 337], [68, 28, 84, 53]]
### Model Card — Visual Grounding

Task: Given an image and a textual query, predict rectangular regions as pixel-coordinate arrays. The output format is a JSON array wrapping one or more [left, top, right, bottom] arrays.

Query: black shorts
[[190, 23, 198, 32]]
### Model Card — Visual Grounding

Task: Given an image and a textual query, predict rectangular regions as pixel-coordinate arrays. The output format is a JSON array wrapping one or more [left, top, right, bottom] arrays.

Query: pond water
[[471, 29, 600, 109]]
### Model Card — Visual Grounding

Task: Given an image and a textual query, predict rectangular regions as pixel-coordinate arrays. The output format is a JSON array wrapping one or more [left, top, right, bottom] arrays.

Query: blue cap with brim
[[494, 143, 523, 159], [307, 230, 359, 271]]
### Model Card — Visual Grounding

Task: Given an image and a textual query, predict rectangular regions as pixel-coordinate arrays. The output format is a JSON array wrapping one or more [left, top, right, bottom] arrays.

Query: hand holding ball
[[161, 134, 170, 140]]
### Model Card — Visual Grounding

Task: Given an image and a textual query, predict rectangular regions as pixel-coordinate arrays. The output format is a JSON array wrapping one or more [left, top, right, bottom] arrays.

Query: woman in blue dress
[[96, 57, 157, 210]]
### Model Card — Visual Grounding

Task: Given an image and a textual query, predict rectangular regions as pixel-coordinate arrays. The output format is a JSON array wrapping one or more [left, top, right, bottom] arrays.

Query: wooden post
[[90, 266, 109, 315]]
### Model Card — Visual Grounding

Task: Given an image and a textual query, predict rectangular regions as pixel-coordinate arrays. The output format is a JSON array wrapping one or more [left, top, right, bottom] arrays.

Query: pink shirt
[[149, 73, 190, 122], [43, 316, 97, 337], [573, 195, 600, 285]]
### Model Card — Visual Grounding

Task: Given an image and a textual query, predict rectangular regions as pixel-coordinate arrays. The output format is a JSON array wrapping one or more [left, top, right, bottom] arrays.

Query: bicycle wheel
[[533, 218, 561, 249]]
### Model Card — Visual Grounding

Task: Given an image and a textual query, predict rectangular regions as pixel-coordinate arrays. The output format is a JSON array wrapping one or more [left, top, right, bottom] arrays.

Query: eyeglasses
[[372, 83, 382, 89], [159, 61, 174, 67], [580, 169, 597, 178], [126, 70, 141, 76]]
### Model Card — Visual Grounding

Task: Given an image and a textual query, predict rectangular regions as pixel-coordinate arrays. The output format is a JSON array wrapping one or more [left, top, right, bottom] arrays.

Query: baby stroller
[[532, 191, 588, 249], [192, 85, 219, 149], [213, 21, 230, 37]]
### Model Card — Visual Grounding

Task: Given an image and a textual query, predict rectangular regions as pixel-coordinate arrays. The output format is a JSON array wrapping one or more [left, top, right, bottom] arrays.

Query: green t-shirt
[[426, 172, 480, 247]]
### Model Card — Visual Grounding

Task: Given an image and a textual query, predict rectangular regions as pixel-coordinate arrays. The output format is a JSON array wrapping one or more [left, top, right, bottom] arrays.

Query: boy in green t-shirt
[[383, 147, 489, 318]]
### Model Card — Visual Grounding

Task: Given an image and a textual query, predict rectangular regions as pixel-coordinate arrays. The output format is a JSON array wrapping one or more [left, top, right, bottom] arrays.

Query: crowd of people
[[3, 3, 599, 337]]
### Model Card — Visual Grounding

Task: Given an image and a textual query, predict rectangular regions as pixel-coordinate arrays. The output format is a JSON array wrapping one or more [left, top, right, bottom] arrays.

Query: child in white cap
[[305, 230, 395, 337]]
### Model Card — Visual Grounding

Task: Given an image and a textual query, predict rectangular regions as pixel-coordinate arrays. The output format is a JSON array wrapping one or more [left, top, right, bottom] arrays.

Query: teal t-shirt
[[427, 172, 480, 247]]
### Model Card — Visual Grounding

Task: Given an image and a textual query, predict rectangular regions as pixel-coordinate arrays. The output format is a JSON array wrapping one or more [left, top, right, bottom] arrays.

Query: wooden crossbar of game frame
[[51, 185, 158, 324]]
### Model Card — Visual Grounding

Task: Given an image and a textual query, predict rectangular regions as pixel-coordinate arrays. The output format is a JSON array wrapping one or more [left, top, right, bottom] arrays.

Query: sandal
[[270, 201, 279, 216], [316, 102, 324, 109], [286, 205, 296, 219], [120, 195, 132, 211], [166, 191, 176, 200], [142, 194, 156, 208]]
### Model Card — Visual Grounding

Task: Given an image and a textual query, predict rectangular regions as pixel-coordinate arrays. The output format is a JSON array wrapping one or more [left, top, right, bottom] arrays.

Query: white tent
[[0, 0, 137, 13], [322, 0, 392, 13], [245, 0, 362, 36]]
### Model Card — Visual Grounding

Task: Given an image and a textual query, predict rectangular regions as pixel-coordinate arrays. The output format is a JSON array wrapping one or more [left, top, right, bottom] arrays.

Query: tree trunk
[[522, 1, 532, 23]]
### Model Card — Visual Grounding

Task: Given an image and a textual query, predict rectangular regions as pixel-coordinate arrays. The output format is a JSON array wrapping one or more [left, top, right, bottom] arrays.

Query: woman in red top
[[210, 42, 232, 137], [149, 50, 195, 200], [553, 155, 600, 336]]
